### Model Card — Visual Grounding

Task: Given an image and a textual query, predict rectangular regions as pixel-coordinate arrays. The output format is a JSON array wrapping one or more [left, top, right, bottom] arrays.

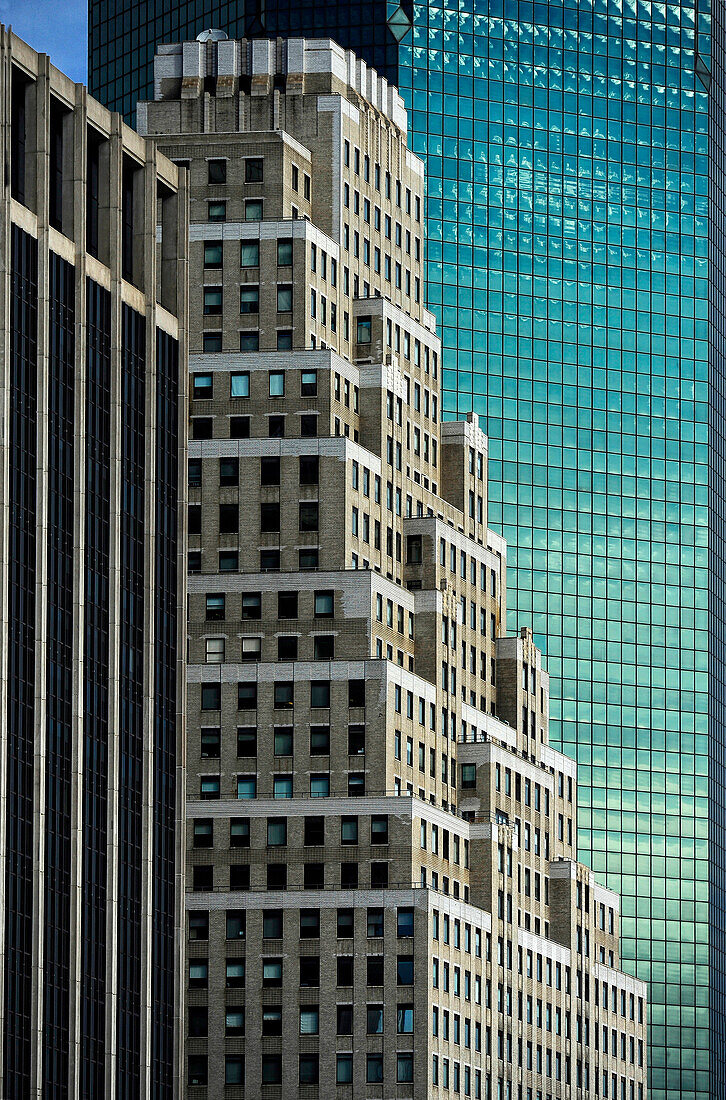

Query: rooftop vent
[[196, 28, 228, 42]]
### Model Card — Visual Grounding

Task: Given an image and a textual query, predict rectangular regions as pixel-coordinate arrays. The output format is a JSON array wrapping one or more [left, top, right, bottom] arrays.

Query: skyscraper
[[140, 32, 647, 1100], [90, 2, 721, 1097], [0, 26, 188, 1098]]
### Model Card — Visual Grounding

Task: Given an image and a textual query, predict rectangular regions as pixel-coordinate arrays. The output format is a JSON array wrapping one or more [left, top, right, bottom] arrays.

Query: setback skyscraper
[[139, 33, 647, 1099], [90, 3, 722, 1097], [0, 26, 188, 1099]]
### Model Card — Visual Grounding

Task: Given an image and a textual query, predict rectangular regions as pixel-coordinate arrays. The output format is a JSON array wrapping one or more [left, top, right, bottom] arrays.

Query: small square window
[[219, 550, 238, 572], [300, 414, 318, 437], [299, 455, 319, 484], [207, 159, 226, 183], [202, 332, 222, 353], [299, 502, 319, 531], [191, 417, 213, 440], [239, 331, 259, 352], [245, 199, 263, 221], [230, 416, 250, 439], [299, 548, 319, 569], [207, 200, 226, 221], [310, 680, 330, 708], [314, 590, 334, 617], [268, 415, 285, 438], [277, 330, 293, 350], [205, 637, 225, 663], [260, 549, 280, 571]]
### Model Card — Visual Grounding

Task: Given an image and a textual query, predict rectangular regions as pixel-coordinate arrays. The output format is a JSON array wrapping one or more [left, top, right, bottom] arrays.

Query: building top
[[2, 25, 181, 198], [151, 35, 410, 135]]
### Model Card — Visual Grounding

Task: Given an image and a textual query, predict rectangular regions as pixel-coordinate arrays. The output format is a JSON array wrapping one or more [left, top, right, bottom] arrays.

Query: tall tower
[[0, 26, 188, 1099], [140, 35, 647, 1099]]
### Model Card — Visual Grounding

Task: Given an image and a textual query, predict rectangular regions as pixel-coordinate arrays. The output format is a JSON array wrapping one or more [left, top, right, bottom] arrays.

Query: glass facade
[[89, 0, 722, 1094]]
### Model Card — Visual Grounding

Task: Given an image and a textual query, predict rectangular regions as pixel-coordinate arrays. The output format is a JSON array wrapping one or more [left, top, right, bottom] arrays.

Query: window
[[314, 590, 334, 617], [305, 816, 325, 845], [277, 330, 292, 350], [205, 638, 225, 665], [336, 1055, 353, 1084], [219, 503, 238, 533], [273, 682, 293, 709], [277, 284, 293, 312], [245, 199, 263, 220], [260, 502, 280, 531], [367, 1054, 384, 1083], [261, 456, 280, 485], [397, 1053, 414, 1083], [310, 725, 330, 754], [201, 681, 221, 711], [300, 908, 320, 938], [301, 369, 317, 396], [202, 332, 222, 353], [225, 958, 245, 987], [300, 1006, 319, 1035], [299, 548, 319, 569], [237, 681, 257, 709], [200, 727, 220, 758], [367, 1004, 384, 1032], [189, 960, 208, 988], [237, 725, 256, 756], [310, 774, 330, 797], [262, 1055, 281, 1084], [357, 316, 372, 343], [397, 955, 414, 984], [277, 237, 293, 265], [347, 724, 365, 755], [188, 913, 208, 942], [299, 502, 319, 531], [245, 157, 263, 182], [188, 1056, 207, 1086], [230, 416, 250, 439], [236, 775, 256, 800], [207, 158, 226, 183], [299, 1055, 319, 1085], [225, 1009, 244, 1036], [397, 907, 415, 937], [203, 241, 222, 267], [262, 958, 283, 986], [203, 287, 222, 315], [226, 910, 246, 939], [240, 286, 259, 313], [311, 681, 330, 708], [241, 637, 261, 662], [199, 775, 219, 800], [262, 1009, 282, 1037], [193, 819, 213, 848], [240, 240, 259, 267], [300, 455, 319, 484], [229, 371, 250, 400], [241, 592, 262, 620], [269, 371, 285, 397], [207, 200, 226, 221], [274, 727, 293, 755]]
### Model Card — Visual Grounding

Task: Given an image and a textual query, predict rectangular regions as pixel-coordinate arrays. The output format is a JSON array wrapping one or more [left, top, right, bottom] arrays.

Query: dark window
[[188, 912, 208, 941], [260, 549, 280, 571], [200, 727, 220, 757], [192, 865, 213, 891], [188, 505, 201, 535], [192, 417, 213, 440], [274, 682, 294, 709], [337, 1004, 353, 1034], [299, 957, 319, 987], [220, 457, 239, 486], [314, 636, 334, 660], [299, 1055, 319, 1086], [208, 158, 226, 183], [348, 679, 366, 708], [261, 503, 280, 532], [299, 548, 319, 569], [201, 684, 220, 710], [277, 636, 297, 660], [371, 862, 388, 888], [219, 503, 238, 533], [337, 957, 354, 986], [304, 863, 324, 888], [188, 1056, 207, 1087], [299, 502, 319, 531], [278, 591, 298, 618], [245, 157, 263, 182], [299, 455, 319, 484], [203, 331, 222, 353], [241, 592, 262, 619], [237, 726, 257, 756], [310, 681, 330, 708], [230, 415, 250, 439], [226, 910, 246, 939], [304, 816, 325, 845], [237, 681, 257, 709], [348, 725, 365, 755], [300, 414, 318, 437], [367, 956, 384, 985], [230, 818, 250, 848], [261, 456, 280, 485], [268, 415, 285, 437], [371, 815, 388, 843]]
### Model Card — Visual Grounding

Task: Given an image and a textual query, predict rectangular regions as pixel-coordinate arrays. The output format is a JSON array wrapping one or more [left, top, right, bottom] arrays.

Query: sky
[[1, 0, 87, 83]]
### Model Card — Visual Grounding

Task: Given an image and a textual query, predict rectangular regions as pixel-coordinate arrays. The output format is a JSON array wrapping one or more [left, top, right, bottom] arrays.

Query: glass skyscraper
[[90, 1, 722, 1096]]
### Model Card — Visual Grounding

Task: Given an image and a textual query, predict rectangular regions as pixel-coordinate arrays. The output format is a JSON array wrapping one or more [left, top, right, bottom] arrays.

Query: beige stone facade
[[141, 35, 647, 1100]]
